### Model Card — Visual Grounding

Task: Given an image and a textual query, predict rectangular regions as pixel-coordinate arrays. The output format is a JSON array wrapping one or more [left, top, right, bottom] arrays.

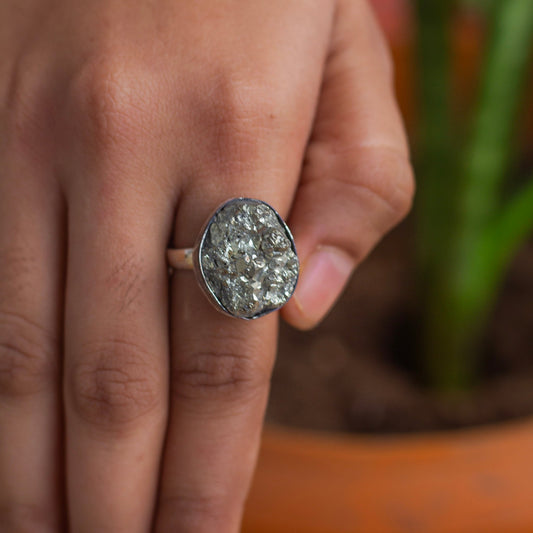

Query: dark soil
[[266, 218, 533, 434]]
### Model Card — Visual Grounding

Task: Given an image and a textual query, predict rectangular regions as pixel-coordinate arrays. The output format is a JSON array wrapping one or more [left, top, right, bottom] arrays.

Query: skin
[[0, 0, 414, 531]]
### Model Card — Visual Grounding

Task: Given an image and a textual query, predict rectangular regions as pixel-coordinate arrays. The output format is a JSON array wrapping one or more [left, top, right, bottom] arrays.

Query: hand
[[0, 0, 413, 531]]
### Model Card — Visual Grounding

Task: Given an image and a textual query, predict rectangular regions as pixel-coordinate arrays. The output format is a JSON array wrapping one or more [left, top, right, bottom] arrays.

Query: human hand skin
[[0, 0, 413, 531]]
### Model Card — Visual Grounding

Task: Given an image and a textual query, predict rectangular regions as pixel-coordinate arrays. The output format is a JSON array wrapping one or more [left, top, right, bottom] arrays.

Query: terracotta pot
[[242, 422, 533, 533]]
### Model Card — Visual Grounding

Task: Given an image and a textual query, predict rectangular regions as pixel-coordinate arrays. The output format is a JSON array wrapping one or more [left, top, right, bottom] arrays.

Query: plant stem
[[413, 0, 454, 284], [420, 0, 533, 389]]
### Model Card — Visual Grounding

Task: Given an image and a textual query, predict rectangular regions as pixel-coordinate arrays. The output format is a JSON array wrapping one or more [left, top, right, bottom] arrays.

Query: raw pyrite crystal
[[199, 198, 299, 319]]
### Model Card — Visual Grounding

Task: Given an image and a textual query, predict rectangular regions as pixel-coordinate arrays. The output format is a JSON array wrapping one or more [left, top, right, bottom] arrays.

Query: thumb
[[282, 0, 414, 329]]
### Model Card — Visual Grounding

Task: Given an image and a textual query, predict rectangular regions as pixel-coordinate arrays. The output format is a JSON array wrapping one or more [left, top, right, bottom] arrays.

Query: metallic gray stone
[[199, 198, 299, 319]]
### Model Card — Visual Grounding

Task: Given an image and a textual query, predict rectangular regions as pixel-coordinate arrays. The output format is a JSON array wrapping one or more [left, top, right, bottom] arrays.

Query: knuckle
[[191, 74, 284, 175], [217, 78, 276, 129], [302, 142, 415, 264], [172, 337, 271, 404], [66, 56, 158, 152], [339, 145, 415, 223], [68, 339, 163, 430], [0, 503, 58, 533], [206, 75, 276, 128], [0, 311, 57, 399]]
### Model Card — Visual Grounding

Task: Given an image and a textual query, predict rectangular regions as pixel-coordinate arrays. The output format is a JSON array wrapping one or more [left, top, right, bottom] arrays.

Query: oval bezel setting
[[197, 198, 299, 319]]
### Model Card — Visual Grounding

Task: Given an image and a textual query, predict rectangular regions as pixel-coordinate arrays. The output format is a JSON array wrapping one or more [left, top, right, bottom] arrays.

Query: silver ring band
[[167, 248, 194, 270], [166, 197, 299, 320]]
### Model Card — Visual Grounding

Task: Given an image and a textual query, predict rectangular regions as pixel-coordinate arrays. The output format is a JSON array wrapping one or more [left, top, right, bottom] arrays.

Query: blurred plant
[[414, 0, 533, 389]]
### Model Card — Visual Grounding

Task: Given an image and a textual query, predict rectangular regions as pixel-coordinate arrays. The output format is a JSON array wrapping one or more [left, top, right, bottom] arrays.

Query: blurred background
[[243, 3, 533, 532], [266, 0, 533, 434]]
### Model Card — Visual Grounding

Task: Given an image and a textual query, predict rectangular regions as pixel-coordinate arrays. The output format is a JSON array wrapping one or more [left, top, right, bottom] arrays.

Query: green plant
[[415, 0, 533, 389]]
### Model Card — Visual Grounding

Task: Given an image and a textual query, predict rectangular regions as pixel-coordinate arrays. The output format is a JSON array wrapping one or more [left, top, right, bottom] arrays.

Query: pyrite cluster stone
[[198, 198, 299, 319]]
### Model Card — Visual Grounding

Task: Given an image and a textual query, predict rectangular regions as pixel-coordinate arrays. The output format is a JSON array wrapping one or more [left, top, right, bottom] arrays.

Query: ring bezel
[[191, 197, 299, 320]]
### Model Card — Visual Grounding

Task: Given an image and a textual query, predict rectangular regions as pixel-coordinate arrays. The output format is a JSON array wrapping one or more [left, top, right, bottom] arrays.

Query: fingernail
[[292, 246, 354, 327]]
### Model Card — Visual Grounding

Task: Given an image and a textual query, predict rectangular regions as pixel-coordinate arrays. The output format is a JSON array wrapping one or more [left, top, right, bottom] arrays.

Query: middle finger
[[59, 73, 176, 530], [63, 179, 170, 532]]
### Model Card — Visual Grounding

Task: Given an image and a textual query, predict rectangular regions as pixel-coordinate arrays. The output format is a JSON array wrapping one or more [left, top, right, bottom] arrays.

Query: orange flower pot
[[242, 422, 533, 533]]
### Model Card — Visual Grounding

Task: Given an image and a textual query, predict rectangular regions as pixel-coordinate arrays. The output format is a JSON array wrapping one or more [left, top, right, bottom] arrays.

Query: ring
[[167, 197, 300, 320]]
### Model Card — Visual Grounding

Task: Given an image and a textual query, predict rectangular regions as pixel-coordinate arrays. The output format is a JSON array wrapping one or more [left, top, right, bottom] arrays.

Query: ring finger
[[153, 81, 315, 531]]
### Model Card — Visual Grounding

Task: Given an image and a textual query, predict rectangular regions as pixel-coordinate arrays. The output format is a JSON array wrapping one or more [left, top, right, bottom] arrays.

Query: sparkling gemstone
[[199, 198, 299, 319]]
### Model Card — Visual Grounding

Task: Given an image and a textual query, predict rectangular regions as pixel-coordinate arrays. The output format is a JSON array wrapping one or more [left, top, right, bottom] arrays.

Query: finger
[[58, 51, 189, 531], [58, 71, 179, 531], [0, 146, 64, 527], [156, 284, 277, 533], [281, 0, 415, 330], [153, 4, 336, 528], [154, 104, 311, 533], [63, 180, 171, 533]]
